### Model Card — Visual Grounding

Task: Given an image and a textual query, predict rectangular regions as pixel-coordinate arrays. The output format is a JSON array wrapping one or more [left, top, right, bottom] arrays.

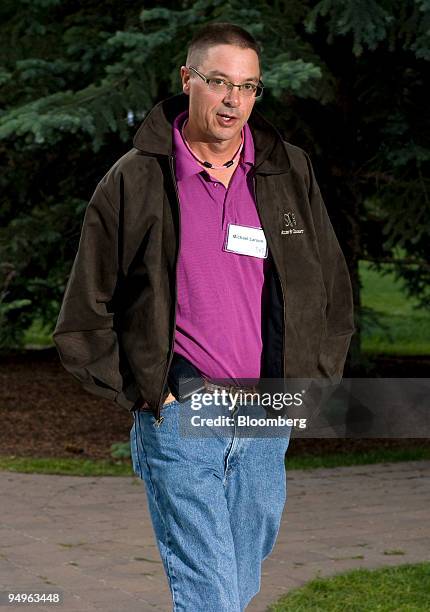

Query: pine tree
[[0, 0, 428, 362]]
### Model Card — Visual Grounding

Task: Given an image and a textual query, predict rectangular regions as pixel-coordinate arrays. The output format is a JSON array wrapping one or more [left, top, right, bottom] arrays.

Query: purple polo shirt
[[172, 110, 265, 382]]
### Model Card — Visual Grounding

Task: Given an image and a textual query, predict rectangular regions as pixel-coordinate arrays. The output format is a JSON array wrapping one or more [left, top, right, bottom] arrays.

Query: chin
[[209, 129, 229, 142], [213, 125, 241, 140]]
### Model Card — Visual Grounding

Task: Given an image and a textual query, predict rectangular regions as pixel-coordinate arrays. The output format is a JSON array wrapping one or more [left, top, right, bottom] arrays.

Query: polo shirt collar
[[133, 93, 291, 175], [172, 110, 255, 182]]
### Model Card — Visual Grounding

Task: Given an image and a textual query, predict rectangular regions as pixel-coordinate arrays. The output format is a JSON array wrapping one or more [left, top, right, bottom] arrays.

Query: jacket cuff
[[318, 330, 355, 382]]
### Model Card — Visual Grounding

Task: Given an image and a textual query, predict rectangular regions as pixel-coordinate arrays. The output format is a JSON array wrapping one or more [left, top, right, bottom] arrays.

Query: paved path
[[1, 461, 429, 611]]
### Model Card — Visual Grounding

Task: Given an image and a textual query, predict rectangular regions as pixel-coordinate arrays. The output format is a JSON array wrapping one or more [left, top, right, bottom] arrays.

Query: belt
[[203, 380, 259, 404]]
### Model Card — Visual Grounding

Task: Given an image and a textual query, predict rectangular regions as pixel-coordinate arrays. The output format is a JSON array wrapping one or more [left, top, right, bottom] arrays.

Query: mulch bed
[[0, 349, 429, 461]]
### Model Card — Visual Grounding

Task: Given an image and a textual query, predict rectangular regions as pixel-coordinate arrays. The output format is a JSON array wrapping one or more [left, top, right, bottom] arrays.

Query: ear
[[180, 66, 190, 96]]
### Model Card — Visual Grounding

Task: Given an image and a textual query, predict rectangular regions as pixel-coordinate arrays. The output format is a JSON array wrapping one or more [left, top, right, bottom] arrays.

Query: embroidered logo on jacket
[[281, 211, 304, 235]]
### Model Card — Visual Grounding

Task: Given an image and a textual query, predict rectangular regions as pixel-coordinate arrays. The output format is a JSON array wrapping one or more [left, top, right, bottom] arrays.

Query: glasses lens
[[207, 78, 263, 98], [240, 85, 257, 98], [208, 79, 228, 94]]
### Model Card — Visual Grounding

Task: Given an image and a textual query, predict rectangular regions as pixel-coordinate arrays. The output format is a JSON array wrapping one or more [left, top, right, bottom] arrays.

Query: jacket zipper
[[252, 173, 286, 378], [153, 155, 181, 425]]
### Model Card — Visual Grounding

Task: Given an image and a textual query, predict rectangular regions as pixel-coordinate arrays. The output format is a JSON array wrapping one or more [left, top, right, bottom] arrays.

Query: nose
[[222, 85, 241, 107]]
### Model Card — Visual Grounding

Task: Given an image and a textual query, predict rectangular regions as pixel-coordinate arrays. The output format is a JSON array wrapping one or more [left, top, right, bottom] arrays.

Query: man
[[53, 22, 354, 611]]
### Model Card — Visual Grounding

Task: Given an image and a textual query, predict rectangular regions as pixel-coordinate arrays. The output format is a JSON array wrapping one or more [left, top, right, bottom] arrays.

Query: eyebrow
[[205, 70, 260, 83]]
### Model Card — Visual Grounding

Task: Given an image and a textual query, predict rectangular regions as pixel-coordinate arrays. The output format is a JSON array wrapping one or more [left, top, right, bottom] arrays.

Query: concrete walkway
[[1, 460, 429, 611]]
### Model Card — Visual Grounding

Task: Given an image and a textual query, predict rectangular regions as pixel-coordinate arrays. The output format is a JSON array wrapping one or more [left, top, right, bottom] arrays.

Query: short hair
[[186, 22, 261, 70]]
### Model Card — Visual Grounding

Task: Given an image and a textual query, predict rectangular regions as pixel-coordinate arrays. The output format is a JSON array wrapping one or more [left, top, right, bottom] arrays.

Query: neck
[[183, 119, 242, 166]]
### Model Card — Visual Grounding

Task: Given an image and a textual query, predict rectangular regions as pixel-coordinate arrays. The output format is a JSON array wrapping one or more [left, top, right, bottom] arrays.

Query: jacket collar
[[132, 93, 291, 175]]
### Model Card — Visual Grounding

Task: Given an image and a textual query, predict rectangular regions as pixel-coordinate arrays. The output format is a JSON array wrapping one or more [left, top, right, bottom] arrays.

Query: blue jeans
[[130, 396, 292, 611]]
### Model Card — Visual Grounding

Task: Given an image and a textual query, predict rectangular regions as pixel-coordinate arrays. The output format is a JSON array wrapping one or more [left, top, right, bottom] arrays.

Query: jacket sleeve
[[304, 152, 356, 381], [52, 180, 140, 411]]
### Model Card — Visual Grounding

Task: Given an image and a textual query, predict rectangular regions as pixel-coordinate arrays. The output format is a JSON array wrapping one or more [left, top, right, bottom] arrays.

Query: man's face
[[181, 44, 260, 143]]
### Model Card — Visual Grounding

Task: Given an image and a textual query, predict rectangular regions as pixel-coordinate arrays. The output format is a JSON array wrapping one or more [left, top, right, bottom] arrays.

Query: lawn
[[1, 446, 430, 476], [360, 261, 430, 356], [268, 561, 430, 611], [3, 259, 426, 476], [23, 262, 430, 357]]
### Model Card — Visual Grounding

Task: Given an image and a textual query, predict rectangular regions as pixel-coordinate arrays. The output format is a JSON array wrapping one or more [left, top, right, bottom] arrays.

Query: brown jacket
[[53, 93, 355, 422]]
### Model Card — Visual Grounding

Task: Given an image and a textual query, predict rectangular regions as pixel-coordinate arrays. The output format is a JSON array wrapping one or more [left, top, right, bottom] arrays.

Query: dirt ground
[[0, 348, 429, 461]]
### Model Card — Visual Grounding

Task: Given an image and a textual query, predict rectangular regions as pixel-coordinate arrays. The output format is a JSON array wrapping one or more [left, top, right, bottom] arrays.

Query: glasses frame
[[187, 66, 264, 99]]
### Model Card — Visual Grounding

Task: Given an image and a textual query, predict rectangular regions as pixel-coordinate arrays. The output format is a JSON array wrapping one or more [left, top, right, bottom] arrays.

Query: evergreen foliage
[[0, 0, 428, 356]]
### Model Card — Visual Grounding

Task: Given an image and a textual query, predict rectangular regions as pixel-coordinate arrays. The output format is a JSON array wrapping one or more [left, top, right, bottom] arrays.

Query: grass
[[23, 318, 55, 348], [8, 261, 429, 478], [23, 263, 430, 356], [360, 261, 430, 356], [268, 561, 430, 611], [0, 456, 134, 477], [1, 446, 430, 477], [285, 446, 430, 470]]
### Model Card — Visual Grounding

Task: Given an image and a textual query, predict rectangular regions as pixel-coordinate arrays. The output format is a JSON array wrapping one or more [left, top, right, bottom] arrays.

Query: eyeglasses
[[187, 66, 264, 99]]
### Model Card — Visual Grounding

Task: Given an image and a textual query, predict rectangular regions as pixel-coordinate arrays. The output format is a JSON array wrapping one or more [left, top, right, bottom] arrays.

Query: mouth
[[216, 113, 239, 126]]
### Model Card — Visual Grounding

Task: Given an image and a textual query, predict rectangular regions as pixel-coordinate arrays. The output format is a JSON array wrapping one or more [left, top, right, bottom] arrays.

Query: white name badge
[[224, 223, 268, 259]]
